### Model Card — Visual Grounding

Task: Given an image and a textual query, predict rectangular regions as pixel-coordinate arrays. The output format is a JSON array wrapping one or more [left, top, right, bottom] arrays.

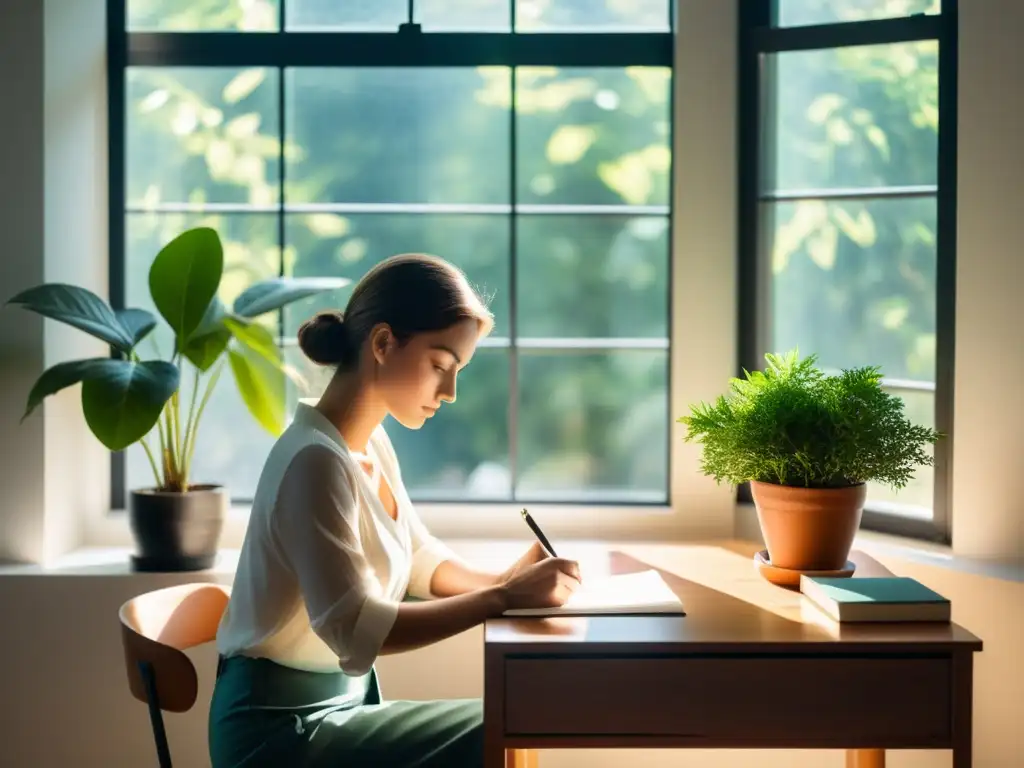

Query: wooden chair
[[118, 583, 231, 768]]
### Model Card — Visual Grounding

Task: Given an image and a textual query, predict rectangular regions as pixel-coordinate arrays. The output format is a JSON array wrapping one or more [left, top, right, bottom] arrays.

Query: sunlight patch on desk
[[617, 542, 808, 622]]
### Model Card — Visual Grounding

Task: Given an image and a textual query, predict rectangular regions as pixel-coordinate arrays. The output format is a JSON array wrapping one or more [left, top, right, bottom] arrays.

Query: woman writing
[[209, 254, 581, 767]]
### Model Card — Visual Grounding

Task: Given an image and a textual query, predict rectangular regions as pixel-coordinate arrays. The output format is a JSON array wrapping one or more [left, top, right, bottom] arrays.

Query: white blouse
[[216, 402, 458, 675]]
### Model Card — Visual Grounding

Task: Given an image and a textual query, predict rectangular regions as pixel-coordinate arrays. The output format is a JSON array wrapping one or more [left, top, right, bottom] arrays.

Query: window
[[111, 1, 674, 508], [739, 0, 956, 541]]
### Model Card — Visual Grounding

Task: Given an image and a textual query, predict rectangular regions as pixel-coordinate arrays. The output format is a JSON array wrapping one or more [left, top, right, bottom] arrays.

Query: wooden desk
[[483, 543, 982, 768]]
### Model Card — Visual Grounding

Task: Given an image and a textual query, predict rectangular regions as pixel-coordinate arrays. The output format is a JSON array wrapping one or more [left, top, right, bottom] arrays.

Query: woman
[[209, 253, 582, 767]]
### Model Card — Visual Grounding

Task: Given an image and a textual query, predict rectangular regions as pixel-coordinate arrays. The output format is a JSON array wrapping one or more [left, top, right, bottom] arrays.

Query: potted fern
[[7, 226, 348, 571], [679, 351, 940, 575]]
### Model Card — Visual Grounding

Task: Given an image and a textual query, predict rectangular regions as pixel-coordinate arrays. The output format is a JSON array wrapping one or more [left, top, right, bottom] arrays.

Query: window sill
[[0, 547, 240, 577], [8, 526, 1022, 583], [850, 529, 1023, 583]]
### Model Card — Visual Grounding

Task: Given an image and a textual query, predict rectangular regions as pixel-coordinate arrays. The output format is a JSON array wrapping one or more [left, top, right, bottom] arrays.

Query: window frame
[[106, 0, 679, 516], [736, 1, 958, 544]]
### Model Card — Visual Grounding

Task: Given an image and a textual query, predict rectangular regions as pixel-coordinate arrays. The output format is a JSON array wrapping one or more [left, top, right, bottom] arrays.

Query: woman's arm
[[427, 541, 549, 597], [381, 555, 581, 655], [379, 584, 506, 654]]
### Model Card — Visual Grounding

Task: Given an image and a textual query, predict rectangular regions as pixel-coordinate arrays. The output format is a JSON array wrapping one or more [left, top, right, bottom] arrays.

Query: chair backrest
[[118, 582, 231, 713]]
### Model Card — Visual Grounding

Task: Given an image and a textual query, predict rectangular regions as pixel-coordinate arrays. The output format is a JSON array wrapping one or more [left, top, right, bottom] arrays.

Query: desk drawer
[[504, 656, 951, 742]]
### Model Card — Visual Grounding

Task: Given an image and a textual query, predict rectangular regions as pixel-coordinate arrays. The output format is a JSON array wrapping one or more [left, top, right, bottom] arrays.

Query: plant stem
[[164, 403, 179, 489], [184, 360, 224, 482], [140, 437, 162, 489], [174, 389, 184, 482], [156, 404, 169, 489], [180, 365, 201, 491], [163, 352, 185, 489]]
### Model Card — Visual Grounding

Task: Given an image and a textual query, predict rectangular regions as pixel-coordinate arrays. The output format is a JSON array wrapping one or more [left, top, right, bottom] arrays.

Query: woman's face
[[371, 318, 482, 429]]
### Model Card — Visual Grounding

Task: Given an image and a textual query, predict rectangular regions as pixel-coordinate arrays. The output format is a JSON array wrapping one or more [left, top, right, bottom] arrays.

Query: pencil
[[520, 508, 558, 557]]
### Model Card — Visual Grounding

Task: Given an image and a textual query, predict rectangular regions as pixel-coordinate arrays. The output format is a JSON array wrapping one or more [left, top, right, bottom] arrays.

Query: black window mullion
[[125, 32, 673, 68], [932, 0, 959, 545], [507, 0, 519, 501], [276, 0, 287, 395], [276, 56, 287, 360], [737, 0, 771, 386], [754, 14, 943, 53], [108, 0, 128, 511]]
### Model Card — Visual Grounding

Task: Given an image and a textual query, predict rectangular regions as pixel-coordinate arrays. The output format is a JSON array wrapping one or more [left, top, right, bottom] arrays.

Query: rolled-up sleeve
[[273, 444, 399, 676]]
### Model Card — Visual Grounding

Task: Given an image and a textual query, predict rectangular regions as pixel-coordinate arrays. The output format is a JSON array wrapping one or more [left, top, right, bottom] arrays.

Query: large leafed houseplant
[[678, 350, 941, 577], [6, 226, 348, 570]]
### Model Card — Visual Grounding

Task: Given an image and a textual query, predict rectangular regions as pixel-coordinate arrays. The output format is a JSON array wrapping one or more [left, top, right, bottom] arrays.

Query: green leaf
[[148, 227, 224, 349], [115, 308, 158, 347], [79, 360, 181, 451], [184, 328, 231, 372], [6, 284, 134, 352], [225, 316, 308, 394], [865, 124, 890, 161], [21, 358, 126, 421], [232, 276, 350, 318], [182, 296, 230, 371], [228, 344, 285, 436], [223, 68, 266, 104], [224, 316, 279, 365]]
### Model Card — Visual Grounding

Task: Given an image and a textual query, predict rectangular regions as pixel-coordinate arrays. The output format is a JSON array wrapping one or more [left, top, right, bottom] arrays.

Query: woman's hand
[[427, 541, 573, 597], [383, 556, 581, 656], [501, 557, 582, 610], [497, 541, 551, 585]]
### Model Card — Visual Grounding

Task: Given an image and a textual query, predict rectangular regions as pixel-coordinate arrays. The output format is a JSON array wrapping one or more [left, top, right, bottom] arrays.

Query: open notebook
[[502, 569, 685, 617]]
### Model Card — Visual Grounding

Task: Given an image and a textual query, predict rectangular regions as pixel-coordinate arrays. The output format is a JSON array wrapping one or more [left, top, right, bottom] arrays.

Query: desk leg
[[846, 749, 885, 768], [506, 749, 539, 768], [952, 652, 974, 768], [484, 646, 507, 768]]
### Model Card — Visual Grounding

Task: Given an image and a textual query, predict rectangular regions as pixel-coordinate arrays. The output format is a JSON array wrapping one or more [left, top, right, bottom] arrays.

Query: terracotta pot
[[129, 484, 227, 572], [750, 481, 866, 571]]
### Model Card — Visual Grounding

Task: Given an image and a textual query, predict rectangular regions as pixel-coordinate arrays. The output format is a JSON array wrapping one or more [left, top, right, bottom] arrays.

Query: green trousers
[[209, 655, 483, 767]]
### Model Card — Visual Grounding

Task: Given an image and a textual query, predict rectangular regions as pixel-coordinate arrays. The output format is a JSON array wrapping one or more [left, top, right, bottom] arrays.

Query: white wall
[[670, 0, 738, 536], [0, 0, 47, 564], [41, 0, 110, 563], [0, 0, 107, 565], [951, 0, 1024, 560]]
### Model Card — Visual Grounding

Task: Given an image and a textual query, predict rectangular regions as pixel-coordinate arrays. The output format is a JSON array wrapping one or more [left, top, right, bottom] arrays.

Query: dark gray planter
[[128, 485, 227, 572]]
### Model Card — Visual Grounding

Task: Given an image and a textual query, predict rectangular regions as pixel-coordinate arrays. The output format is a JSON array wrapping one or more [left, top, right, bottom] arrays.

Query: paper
[[502, 569, 684, 617]]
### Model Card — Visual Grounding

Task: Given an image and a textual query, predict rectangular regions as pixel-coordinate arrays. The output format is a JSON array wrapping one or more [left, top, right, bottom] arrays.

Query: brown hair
[[297, 253, 493, 369]]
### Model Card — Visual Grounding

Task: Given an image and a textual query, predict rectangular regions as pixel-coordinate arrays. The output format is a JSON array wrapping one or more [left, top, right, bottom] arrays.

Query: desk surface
[[483, 541, 983, 653]]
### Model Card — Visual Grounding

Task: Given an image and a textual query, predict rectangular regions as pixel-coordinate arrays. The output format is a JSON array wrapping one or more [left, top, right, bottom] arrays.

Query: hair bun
[[297, 311, 349, 366]]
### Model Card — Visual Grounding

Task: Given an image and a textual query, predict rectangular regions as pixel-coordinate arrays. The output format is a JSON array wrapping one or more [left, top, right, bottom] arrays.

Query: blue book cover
[[800, 576, 951, 623]]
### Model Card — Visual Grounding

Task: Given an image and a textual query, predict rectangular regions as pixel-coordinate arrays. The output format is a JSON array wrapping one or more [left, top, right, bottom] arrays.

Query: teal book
[[799, 575, 951, 623]]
